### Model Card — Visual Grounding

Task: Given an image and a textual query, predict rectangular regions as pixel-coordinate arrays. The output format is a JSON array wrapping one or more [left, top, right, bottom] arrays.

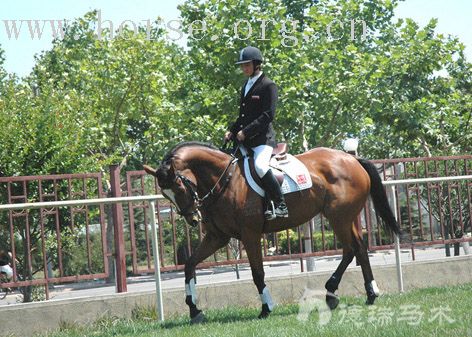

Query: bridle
[[173, 173, 201, 219], [171, 156, 239, 226]]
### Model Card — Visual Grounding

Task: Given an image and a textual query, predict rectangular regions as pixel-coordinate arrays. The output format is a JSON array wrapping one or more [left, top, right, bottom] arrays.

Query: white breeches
[[252, 144, 273, 178]]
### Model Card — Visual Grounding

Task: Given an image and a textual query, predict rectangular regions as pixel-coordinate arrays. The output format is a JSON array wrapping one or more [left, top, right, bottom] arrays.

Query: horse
[[143, 141, 400, 323]]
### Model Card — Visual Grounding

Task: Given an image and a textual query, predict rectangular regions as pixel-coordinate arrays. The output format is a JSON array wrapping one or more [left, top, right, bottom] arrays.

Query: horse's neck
[[180, 148, 230, 192]]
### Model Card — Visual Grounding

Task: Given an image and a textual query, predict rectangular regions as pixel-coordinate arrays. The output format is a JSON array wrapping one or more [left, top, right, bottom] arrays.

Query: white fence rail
[[0, 194, 166, 322], [383, 175, 472, 292], [1, 175, 471, 320]]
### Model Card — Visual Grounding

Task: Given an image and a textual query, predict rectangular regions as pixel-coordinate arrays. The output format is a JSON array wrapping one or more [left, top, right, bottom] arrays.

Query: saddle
[[272, 143, 288, 161], [242, 143, 313, 197], [246, 143, 288, 186]]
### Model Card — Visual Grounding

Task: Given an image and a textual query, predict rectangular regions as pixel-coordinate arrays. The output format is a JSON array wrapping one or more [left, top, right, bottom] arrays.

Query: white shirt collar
[[244, 71, 263, 96], [248, 71, 263, 84]]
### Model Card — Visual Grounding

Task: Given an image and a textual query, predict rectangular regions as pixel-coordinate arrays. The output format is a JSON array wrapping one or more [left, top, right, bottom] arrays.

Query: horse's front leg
[[242, 232, 274, 319], [184, 232, 230, 324]]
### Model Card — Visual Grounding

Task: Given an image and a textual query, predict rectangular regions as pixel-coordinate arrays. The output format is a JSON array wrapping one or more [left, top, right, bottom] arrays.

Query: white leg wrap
[[260, 287, 275, 311], [371, 280, 380, 296], [185, 278, 196, 305]]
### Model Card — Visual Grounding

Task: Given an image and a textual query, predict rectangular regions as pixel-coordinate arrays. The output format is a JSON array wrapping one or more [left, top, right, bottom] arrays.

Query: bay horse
[[143, 141, 400, 323]]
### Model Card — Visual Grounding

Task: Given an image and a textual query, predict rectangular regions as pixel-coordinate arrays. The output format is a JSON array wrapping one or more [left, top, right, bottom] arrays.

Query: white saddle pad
[[242, 150, 312, 197]]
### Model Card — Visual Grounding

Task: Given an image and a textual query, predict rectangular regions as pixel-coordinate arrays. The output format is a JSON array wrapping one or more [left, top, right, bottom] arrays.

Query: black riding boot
[[261, 170, 289, 220]]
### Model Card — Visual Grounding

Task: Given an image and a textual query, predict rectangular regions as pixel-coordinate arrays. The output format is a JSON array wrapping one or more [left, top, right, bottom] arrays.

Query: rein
[[174, 146, 239, 225]]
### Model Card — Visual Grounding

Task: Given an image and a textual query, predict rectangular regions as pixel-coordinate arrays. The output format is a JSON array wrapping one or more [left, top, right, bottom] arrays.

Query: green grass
[[37, 283, 472, 337]]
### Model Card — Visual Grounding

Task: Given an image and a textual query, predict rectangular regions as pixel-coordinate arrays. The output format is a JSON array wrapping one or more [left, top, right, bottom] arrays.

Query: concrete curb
[[1, 255, 471, 336]]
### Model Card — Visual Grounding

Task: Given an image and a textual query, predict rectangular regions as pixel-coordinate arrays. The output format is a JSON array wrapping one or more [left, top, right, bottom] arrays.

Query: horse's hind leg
[[325, 246, 355, 310], [351, 228, 380, 305], [184, 232, 230, 323]]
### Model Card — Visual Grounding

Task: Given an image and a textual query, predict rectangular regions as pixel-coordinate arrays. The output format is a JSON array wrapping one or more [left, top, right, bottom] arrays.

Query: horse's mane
[[155, 142, 221, 187], [161, 141, 220, 163]]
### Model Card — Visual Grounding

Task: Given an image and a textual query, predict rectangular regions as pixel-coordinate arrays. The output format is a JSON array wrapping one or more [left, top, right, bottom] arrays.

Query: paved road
[[0, 246, 466, 306]]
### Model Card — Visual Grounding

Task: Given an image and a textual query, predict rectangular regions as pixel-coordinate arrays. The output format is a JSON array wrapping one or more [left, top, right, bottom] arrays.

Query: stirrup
[[264, 201, 276, 221]]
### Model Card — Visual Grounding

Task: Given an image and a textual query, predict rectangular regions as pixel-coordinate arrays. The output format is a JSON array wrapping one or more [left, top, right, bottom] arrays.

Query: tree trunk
[[105, 202, 115, 284], [22, 239, 32, 302]]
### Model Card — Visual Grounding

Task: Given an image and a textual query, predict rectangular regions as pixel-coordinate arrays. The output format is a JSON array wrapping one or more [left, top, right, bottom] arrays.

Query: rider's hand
[[236, 130, 245, 142], [224, 131, 233, 142]]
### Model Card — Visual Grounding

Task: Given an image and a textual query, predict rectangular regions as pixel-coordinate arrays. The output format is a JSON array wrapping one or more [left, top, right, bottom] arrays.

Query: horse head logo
[[297, 288, 332, 326]]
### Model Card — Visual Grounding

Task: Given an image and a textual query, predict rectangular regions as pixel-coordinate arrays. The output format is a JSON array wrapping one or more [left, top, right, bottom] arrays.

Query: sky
[[0, 0, 471, 77]]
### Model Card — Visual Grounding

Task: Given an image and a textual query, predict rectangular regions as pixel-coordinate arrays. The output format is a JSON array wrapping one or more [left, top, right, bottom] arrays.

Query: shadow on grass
[[159, 298, 374, 330], [161, 304, 299, 329]]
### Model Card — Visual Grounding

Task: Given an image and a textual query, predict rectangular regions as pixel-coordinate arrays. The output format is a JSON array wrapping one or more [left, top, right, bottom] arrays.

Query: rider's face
[[240, 62, 254, 77]]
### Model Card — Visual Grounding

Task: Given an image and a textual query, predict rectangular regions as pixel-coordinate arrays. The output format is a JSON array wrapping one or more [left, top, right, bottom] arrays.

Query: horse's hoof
[[190, 311, 205, 324], [258, 303, 271, 319], [365, 281, 379, 305], [326, 293, 340, 310], [366, 294, 378, 305]]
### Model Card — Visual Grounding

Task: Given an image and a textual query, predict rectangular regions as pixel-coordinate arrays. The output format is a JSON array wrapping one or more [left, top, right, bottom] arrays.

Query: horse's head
[[143, 161, 202, 227], [144, 142, 233, 227]]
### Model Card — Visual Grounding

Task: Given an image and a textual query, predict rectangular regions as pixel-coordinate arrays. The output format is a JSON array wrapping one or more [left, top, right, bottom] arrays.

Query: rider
[[224, 46, 289, 220], [0, 250, 13, 279]]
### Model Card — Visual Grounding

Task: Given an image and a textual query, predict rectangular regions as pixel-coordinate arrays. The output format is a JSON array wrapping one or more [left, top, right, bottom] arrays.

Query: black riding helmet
[[235, 46, 263, 64], [236, 46, 263, 76]]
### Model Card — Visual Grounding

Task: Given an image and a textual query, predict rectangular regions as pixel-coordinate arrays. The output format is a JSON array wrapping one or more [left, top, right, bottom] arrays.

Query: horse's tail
[[357, 158, 401, 235]]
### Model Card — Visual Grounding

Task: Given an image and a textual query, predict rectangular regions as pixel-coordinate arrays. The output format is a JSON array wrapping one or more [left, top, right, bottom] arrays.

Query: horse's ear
[[143, 165, 157, 176]]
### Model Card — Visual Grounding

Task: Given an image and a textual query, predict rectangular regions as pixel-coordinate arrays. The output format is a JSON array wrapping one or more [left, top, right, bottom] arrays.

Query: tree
[[29, 11, 189, 172], [1, 12, 192, 301], [360, 18, 472, 158], [178, 0, 472, 158]]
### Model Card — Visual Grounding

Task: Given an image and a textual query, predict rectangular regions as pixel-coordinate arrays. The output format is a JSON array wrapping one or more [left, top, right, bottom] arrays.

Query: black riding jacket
[[230, 73, 277, 148]]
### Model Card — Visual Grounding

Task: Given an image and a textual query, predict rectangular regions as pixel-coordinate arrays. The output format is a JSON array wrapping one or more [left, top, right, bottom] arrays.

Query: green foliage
[[178, 0, 472, 157], [1, 11, 194, 176], [276, 229, 300, 254], [0, 1, 471, 174], [276, 230, 335, 254], [29, 285, 47, 302], [61, 230, 105, 276]]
